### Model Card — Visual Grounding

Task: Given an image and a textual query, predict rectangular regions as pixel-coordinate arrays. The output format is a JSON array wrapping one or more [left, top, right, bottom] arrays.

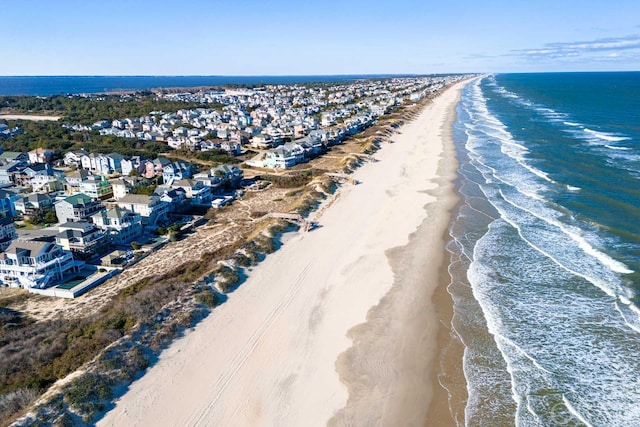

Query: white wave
[[615, 304, 640, 335], [563, 121, 581, 127], [499, 188, 633, 275], [605, 144, 632, 151], [535, 107, 568, 120], [567, 185, 581, 192], [563, 395, 596, 427], [584, 128, 630, 142]]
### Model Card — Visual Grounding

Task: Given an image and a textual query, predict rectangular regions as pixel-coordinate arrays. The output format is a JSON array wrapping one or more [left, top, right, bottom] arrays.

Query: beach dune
[[98, 81, 467, 427]]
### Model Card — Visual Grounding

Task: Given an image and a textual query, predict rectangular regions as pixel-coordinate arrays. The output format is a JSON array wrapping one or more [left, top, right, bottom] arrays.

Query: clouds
[[512, 34, 640, 61]]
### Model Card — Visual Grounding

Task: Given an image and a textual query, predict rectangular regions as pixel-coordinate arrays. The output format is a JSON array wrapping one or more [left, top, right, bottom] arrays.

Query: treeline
[[0, 120, 171, 159], [0, 94, 205, 124]]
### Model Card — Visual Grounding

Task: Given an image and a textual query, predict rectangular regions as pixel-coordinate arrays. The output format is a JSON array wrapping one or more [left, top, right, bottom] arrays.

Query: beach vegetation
[[0, 94, 202, 125]]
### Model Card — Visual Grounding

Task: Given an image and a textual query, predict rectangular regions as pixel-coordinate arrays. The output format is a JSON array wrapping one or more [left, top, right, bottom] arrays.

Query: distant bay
[[0, 75, 420, 96]]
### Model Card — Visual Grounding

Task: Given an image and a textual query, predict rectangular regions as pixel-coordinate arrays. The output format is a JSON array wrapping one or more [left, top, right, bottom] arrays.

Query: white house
[[91, 207, 143, 245], [0, 240, 80, 289], [117, 194, 169, 226]]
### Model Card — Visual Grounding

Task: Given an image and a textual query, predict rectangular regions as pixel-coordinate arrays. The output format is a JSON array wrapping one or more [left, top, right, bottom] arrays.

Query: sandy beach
[[98, 81, 468, 427]]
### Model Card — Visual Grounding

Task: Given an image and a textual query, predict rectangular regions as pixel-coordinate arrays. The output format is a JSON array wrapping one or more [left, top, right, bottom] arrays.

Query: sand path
[[98, 81, 467, 427]]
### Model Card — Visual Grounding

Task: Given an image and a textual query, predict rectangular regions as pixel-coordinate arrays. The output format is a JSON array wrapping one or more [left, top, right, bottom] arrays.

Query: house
[[308, 129, 330, 144], [263, 146, 297, 169], [0, 188, 22, 218], [321, 113, 336, 126], [14, 193, 55, 219], [147, 157, 171, 178], [220, 141, 242, 156], [193, 170, 224, 195], [0, 217, 18, 251], [0, 161, 27, 185], [28, 169, 64, 193], [55, 193, 104, 223], [121, 156, 147, 176], [62, 150, 89, 168], [162, 161, 194, 185], [170, 179, 212, 206], [0, 239, 80, 289], [56, 221, 109, 260], [213, 164, 243, 188], [80, 153, 111, 175], [110, 176, 144, 200], [282, 142, 305, 163], [154, 187, 189, 213], [92, 207, 143, 245], [104, 153, 125, 174], [295, 135, 324, 158], [64, 169, 92, 193], [0, 151, 29, 165], [28, 148, 55, 165], [116, 194, 169, 226], [79, 175, 113, 200], [251, 133, 274, 149]]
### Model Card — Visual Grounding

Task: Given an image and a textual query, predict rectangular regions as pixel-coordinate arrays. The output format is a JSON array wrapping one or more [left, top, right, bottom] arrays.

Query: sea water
[[448, 73, 640, 426], [0, 74, 413, 96]]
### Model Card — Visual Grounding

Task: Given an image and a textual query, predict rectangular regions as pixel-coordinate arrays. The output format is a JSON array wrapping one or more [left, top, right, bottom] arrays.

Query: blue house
[[162, 161, 194, 185]]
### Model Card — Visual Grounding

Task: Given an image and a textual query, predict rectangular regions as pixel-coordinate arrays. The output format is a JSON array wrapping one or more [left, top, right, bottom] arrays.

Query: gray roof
[[3, 239, 52, 257], [118, 194, 154, 204]]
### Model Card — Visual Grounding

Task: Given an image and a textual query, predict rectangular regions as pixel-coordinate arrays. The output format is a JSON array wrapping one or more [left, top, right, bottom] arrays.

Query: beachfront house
[[155, 187, 189, 213], [56, 221, 110, 260], [170, 179, 212, 206], [213, 164, 243, 188], [116, 194, 169, 226], [0, 239, 80, 289], [263, 146, 297, 169], [91, 207, 143, 245], [54, 193, 104, 223]]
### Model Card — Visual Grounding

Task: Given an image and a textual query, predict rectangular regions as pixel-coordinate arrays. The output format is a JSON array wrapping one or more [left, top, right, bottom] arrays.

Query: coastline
[[97, 81, 469, 426], [328, 82, 465, 427]]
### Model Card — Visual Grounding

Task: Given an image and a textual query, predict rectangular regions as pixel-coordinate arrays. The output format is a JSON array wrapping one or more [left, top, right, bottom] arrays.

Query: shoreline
[[97, 81, 469, 426], [329, 83, 465, 427]]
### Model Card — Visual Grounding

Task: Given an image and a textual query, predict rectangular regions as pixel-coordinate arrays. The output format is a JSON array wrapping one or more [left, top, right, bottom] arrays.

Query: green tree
[[43, 211, 58, 224]]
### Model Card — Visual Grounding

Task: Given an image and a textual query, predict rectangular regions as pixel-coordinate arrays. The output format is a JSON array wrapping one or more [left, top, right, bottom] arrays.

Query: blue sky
[[2, 0, 639, 75]]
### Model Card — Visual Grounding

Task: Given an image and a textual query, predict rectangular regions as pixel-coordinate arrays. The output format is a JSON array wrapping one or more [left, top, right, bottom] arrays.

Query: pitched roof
[[118, 194, 154, 204], [3, 239, 52, 257], [61, 193, 94, 206]]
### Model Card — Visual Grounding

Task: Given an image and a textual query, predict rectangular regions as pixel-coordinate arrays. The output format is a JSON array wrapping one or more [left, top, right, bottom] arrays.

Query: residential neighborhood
[[0, 75, 463, 295]]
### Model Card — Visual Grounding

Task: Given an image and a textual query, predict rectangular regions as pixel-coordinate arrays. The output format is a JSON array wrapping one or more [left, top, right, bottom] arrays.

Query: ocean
[[448, 72, 640, 426], [0, 75, 413, 96]]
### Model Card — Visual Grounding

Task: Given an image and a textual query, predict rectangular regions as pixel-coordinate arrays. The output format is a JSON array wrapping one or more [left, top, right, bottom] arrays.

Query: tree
[[43, 211, 58, 224], [130, 242, 141, 250]]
